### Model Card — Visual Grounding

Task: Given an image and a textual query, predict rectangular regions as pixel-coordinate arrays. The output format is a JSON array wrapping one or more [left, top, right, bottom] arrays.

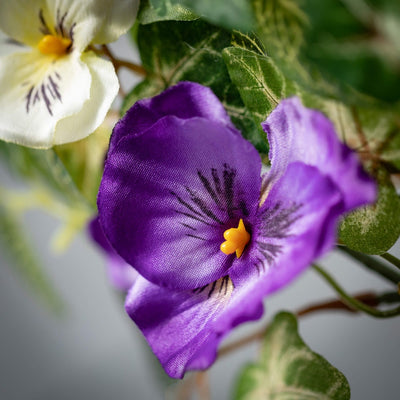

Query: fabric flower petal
[[229, 162, 343, 297], [125, 273, 263, 379], [44, 0, 138, 51], [89, 218, 137, 291], [98, 116, 262, 290], [262, 97, 376, 210], [110, 81, 238, 153], [0, 50, 91, 148], [52, 52, 119, 145], [0, 0, 45, 47], [87, 0, 139, 45], [0, 30, 26, 56]]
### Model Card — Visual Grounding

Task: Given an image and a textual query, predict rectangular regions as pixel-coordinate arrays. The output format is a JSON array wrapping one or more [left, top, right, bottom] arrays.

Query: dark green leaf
[[138, 0, 197, 24], [339, 168, 400, 254], [300, 0, 400, 103], [123, 20, 267, 151], [234, 312, 350, 400], [252, 0, 307, 60], [150, 0, 254, 31], [0, 200, 64, 314]]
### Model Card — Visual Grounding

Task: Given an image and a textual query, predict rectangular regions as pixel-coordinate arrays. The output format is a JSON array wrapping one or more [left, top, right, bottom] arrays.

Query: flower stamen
[[220, 218, 250, 258], [38, 34, 71, 55]]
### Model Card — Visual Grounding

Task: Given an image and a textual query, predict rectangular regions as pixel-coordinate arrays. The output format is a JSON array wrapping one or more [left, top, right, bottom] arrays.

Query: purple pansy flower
[[97, 82, 376, 378]]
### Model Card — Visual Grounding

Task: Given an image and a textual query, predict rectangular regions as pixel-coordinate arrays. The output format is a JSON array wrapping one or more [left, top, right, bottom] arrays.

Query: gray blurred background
[[0, 35, 399, 400]]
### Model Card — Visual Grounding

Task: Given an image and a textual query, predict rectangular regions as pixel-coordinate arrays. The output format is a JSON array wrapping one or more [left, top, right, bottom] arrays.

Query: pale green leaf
[[234, 312, 350, 400]]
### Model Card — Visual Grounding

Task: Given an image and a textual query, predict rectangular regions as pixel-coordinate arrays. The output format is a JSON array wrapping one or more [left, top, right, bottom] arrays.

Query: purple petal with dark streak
[[262, 97, 376, 210], [98, 116, 261, 290]]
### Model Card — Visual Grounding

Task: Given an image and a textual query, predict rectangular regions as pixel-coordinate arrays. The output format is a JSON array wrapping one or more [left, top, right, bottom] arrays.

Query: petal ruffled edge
[[53, 52, 119, 145], [109, 81, 239, 153], [261, 97, 376, 211], [125, 273, 263, 379]]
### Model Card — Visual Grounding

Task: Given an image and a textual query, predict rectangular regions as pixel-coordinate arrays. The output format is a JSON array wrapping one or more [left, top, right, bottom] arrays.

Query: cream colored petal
[[89, 0, 139, 44], [53, 52, 119, 145], [0, 0, 46, 47], [0, 51, 91, 148], [44, 0, 138, 50], [0, 30, 28, 56]]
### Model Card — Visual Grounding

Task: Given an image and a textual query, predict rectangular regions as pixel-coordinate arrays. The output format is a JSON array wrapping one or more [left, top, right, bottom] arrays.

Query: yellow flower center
[[38, 35, 71, 55], [220, 219, 250, 258]]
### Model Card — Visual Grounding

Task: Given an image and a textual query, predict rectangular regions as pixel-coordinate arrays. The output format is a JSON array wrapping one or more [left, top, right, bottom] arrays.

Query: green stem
[[381, 253, 400, 271], [338, 246, 400, 285], [312, 264, 400, 318]]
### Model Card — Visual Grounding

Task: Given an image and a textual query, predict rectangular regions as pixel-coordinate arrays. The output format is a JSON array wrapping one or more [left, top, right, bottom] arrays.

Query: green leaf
[[252, 0, 307, 60], [339, 168, 400, 255], [123, 20, 267, 152], [250, 0, 385, 106], [0, 199, 64, 314], [299, 0, 400, 103], [223, 47, 285, 128], [138, 0, 198, 24], [150, 0, 255, 31], [234, 312, 350, 400]]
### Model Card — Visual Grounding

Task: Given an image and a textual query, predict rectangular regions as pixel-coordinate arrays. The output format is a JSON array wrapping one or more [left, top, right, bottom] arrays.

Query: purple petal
[[262, 97, 376, 210], [110, 81, 238, 153], [88, 217, 138, 291], [230, 162, 343, 294], [98, 116, 261, 290], [125, 274, 263, 379]]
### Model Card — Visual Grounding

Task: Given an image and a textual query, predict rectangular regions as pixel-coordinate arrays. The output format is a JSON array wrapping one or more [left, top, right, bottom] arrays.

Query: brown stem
[[175, 374, 196, 400], [218, 291, 378, 358], [101, 44, 147, 76], [195, 371, 211, 400]]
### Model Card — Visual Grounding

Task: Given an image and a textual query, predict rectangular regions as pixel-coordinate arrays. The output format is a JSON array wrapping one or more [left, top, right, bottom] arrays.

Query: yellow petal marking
[[220, 219, 250, 258], [38, 35, 71, 56]]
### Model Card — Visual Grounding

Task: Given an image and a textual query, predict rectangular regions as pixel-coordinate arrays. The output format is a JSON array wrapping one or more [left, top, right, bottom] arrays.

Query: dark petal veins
[[98, 115, 261, 291], [25, 73, 63, 116]]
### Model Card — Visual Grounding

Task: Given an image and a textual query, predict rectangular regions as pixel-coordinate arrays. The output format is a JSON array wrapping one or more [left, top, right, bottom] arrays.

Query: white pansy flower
[[0, 0, 139, 148]]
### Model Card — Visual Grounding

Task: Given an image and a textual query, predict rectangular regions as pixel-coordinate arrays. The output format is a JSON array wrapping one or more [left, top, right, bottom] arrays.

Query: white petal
[[53, 52, 119, 145], [0, 51, 91, 148], [89, 0, 139, 44], [0, 1, 46, 46], [44, 0, 138, 48], [0, 30, 28, 56]]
